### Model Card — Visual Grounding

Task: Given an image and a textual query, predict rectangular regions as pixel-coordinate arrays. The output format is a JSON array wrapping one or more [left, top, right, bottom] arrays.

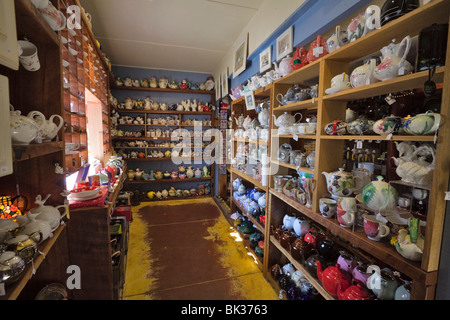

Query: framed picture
[[233, 33, 248, 78], [215, 73, 221, 100], [221, 68, 229, 98], [276, 26, 293, 61], [259, 46, 272, 73], [243, 90, 255, 111]]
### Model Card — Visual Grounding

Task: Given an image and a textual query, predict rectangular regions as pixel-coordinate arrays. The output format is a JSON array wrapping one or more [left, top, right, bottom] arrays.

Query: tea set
[[9, 105, 63, 145], [147, 183, 211, 201], [128, 165, 210, 183]]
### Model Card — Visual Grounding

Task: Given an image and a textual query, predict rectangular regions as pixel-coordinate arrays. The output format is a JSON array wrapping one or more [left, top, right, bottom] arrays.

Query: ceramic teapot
[[326, 25, 348, 53], [27, 111, 63, 142], [322, 168, 360, 198], [337, 280, 372, 300], [392, 145, 435, 187], [10, 106, 45, 145], [186, 166, 194, 178], [29, 194, 67, 231], [158, 77, 168, 88], [273, 112, 302, 135], [257, 103, 270, 128], [374, 36, 413, 81], [316, 262, 352, 297], [307, 35, 328, 63], [361, 176, 399, 214], [273, 55, 293, 77], [373, 115, 404, 135], [350, 58, 378, 87], [290, 46, 309, 70], [366, 265, 398, 300], [403, 111, 442, 135]]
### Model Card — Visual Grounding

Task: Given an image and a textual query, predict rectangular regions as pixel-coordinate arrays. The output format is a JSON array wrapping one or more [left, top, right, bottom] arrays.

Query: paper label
[[356, 141, 363, 149], [386, 133, 393, 140], [445, 192, 450, 201], [313, 46, 324, 57], [293, 134, 299, 141]]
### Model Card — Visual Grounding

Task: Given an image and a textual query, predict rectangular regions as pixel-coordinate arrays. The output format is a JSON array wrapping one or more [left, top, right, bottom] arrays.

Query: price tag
[[293, 134, 299, 141], [386, 133, 393, 140], [356, 140, 363, 149], [313, 46, 324, 57], [385, 95, 396, 105], [445, 192, 450, 201], [398, 67, 405, 76]]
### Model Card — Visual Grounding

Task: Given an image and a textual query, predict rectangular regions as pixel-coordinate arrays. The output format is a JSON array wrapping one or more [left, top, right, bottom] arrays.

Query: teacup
[[337, 207, 355, 228], [18, 40, 40, 72], [65, 143, 80, 153], [363, 214, 390, 241], [319, 198, 337, 218]]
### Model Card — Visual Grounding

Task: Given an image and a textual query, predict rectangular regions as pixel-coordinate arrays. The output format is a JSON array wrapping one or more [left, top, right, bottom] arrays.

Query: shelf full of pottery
[[267, 196, 414, 300], [110, 95, 215, 113], [9, 105, 64, 161], [228, 178, 267, 265], [113, 139, 214, 162], [113, 75, 216, 94]]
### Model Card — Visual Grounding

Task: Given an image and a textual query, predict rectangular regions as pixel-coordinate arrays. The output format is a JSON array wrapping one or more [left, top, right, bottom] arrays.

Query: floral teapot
[[272, 112, 303, 135], [403, 111, 442, 136], [27, 111, 64, 142], [10, 105, 45, 145], [273, 55, 294, 77], [350, 58, 378, 88], [322, 168, 361, 198], [257, 102, 270, 128], [234, 114, 245, 129], [374, 36, 413, 81]]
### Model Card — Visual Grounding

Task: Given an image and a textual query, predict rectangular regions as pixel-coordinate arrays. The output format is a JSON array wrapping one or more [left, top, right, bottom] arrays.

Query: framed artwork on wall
[[215, 73, 221, 100], [221, 67, 229, 98], [233, 33, 248, 78], [276, 26, 293, 61], [259, 46, 272, 73], [244, 90, 255, 111]]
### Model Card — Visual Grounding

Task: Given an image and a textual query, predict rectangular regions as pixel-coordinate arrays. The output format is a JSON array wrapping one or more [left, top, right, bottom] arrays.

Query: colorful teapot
[[337, 281, 372, 300], [403, 111, 442, 135], [374, 36, 413, 81], [316, 262, 352, 297], [272, 55, 293, 77], [290, 46, 309, 70], [361, 176, 399, 214], [307, 35, 328, 63], [322, 168, 360, 198]]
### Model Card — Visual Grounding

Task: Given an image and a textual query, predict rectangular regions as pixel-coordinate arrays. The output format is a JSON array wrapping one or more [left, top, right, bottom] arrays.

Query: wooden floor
[[122, 198, 278, 300]]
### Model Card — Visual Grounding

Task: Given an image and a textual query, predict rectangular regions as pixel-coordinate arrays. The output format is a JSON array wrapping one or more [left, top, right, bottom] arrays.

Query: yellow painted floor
[[123, 198, 279, 300]]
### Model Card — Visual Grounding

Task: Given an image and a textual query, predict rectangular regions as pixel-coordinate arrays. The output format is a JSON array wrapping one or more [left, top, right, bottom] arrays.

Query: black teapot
[[316, 237, 339, 263], [380, 0, 419, 26]]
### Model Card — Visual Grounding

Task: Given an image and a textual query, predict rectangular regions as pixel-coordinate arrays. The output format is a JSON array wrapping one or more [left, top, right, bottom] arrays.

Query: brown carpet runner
[[123, 198, 278, 300]]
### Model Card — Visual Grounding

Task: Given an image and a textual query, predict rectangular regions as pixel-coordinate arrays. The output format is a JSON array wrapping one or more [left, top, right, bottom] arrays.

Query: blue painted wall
[[229, 0, 373, 89]]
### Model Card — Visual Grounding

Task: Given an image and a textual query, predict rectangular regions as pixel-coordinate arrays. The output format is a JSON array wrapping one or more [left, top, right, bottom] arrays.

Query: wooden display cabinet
[[264, 0, 450, 300]]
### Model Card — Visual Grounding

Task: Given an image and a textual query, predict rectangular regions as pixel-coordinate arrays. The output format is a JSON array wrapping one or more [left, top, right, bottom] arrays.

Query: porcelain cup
[[17, 40, 40, 71], [319, 198, 337, 218], [38, 1, 67, 31], [363, 214, 390, 241]]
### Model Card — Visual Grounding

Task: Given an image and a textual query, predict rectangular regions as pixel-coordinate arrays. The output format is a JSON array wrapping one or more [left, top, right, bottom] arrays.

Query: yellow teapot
[[147, 191, 156, 200]]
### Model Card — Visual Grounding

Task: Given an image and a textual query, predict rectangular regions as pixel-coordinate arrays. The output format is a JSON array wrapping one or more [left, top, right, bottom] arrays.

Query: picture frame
[[259, 46, 272, 73], [276, 26, 293, 61], [243, 90, 256, 111], [221, 68, 229, 98], [233, 33, 248, 78], [215, 73, 221, 100]]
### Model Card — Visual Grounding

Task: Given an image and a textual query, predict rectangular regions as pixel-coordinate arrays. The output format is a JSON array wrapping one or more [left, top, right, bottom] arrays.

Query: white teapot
[[272, 112, 302, 135], [257, 102, 270, 128], [28, 111, 64, 142], [29, 194, 67, 231], [350, 58, 378, 87], [10, 105, 45, 145], [273, 55, 294, 77], [374, 36, 413, 81]]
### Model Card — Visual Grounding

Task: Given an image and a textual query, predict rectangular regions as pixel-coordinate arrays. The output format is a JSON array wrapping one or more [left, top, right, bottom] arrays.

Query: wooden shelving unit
[[111, 84, 216, 200], [225, 0, 450, 300]]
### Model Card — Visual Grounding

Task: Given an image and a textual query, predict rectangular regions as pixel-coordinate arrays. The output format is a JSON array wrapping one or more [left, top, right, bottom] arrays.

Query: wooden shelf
[[269, 188, 429, 282], [112, 106, 214, 116], [12, 142, 64, 162], [270, 235, 335, 300], [324, 0, 450, 62], [111, 85, 215, 96], [322, 67, 446, 101], [0, 224, 67, 300], [273, 99, 319, 112], [233, 138, 269, 145], [274, 58, 322, 85], [229, 168, 265, 190], [271, 160, 314, 175], [274, 134, 317, 140], [126, 177, 212, 184], [320, 135, 436, 142]]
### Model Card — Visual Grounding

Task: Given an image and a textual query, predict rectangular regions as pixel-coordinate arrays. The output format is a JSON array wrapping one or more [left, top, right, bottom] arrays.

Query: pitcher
[[374, 36, 413, 81]]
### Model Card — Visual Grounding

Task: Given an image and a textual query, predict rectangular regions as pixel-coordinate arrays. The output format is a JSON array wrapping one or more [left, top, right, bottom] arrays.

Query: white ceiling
[[79, 0, 265, 74]]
